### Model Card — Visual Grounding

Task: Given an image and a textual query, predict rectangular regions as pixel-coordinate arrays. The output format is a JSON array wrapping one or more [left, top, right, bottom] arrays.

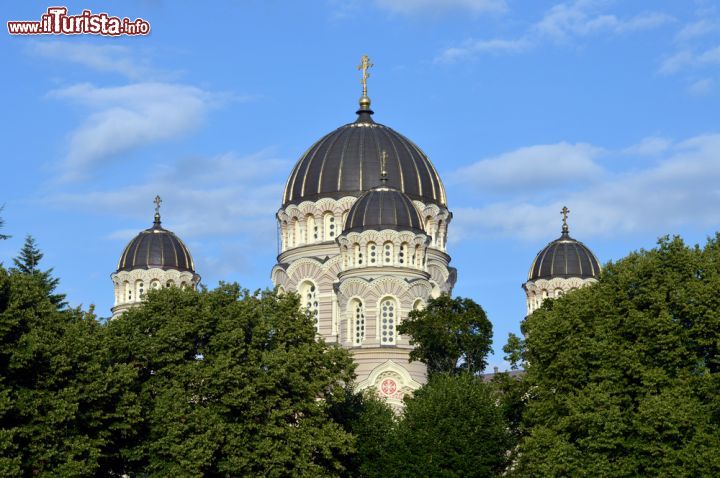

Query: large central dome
[[282, 108, 446, 207]]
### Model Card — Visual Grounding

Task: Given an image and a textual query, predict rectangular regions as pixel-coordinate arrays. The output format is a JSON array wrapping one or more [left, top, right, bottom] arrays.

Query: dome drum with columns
[[272, 56, 456, 403], [522, 207, 601, 316], [111, 196, 200, 319]]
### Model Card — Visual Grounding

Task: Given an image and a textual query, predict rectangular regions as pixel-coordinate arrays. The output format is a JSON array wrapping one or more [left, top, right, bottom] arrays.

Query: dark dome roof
[[528, 230, 600, 281], [343, 185, 424, 234], [282, 108, 446, 207], [117, 215, 195, 273]]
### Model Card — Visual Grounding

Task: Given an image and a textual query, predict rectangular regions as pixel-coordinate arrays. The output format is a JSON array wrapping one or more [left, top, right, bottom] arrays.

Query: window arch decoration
[[379, 296, 398, 345], [299, 280, 320, 332], [351, 298, 365, 346]]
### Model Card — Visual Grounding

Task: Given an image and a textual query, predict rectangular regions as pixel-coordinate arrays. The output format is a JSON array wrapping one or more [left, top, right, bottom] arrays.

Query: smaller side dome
[[528, 207, 600, 281], [343, 185, 424, 234], [117, 198, 195, 273]]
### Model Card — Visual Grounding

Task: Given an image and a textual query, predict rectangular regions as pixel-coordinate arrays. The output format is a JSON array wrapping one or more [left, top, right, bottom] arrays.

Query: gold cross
[[154, 195, 162, 215], [357, 55, 373, 98], [561, 206, 570, 232]]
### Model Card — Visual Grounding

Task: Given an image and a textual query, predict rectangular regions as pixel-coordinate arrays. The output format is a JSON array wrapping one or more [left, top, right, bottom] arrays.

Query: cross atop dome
[[357, 54, 374, 113], [561, 206, 569, 235], [153, 195, 162, 225]]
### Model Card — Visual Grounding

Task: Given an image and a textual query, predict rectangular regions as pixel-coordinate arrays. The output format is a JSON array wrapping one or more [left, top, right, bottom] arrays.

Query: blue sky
[[2, 0, 720, 370]]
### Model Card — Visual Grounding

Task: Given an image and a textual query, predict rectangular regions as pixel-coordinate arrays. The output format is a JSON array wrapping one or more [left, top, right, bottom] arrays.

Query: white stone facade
[[272, 196, 456, 400], [522, 276, 597, 316], [110, 268, 200, 319]]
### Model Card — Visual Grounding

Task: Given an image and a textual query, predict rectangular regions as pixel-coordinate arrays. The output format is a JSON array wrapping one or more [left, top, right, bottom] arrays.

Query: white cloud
[[48, 82, 222, 180], [688, 78, 714, 95], [29, 41, 159, 80], [438, 1, 671, 62], [373, 0, 506, 15], [659, 44, 720, 75], [436, 38, 530, 63], [675, 19, 716, 42], [450, 142, 603, 193], [450, 134, 720, 241], [46, 151, 289, 240], [534, 2, 671, 40], [622, 136, 671, 156]]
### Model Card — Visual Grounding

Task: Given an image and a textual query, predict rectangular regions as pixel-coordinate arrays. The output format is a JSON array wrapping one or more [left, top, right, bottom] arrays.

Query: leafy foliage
[[383, 373, 512, 478], [12, 235, 66, 308], [105, 284, 357, 477], [0, 266, 134, 477], [509, 235, 720, 477], [398, 294, 493, 376], [326, 386, 396, 477]]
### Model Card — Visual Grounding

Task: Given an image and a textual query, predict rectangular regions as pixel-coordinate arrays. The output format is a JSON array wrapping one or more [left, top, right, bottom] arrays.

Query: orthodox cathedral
[[109, 56, 601, 407]]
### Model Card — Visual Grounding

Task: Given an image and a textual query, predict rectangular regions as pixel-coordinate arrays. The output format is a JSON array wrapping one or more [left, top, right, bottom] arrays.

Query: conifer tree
[[0, 205, 8, 240], [12, 235, 66, 308]]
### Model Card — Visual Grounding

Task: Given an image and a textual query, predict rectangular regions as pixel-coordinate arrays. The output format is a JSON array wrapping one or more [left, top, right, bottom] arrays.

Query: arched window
[[151, 280, 160, 290], [367, 242, 377, 265], [412, 299, 425, 311], [125, 281, 132, 301], [166, 280, 174, 288], [383, 242, 393, 264], [306, 215, 317, 242], [293, 218, 301, 246], [136, 280, 144, 298], [399, 243, 409, 265], [324, 212, 336, 240], [352, 299, 365, 345], [425, 216, 434, 241], [354, 244, 363, 266], [299, 281, 319, 332], [281, 221, 288, 249], [379, 297, 397, 345]]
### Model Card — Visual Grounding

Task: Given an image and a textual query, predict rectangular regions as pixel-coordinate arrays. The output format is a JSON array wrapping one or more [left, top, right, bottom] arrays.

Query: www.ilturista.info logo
[[8, 7, 150, 36]]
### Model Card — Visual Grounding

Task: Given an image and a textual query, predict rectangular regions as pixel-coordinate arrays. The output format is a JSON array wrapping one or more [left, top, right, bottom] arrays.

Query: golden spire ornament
[[561, 206, 570, 234], [357, 54, 373, 110], [154, 195, 162, 225]]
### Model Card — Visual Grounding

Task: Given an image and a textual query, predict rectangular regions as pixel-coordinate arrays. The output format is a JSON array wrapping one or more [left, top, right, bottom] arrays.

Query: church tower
[[523, 207, 600, 316], [110, 196, 201, 319], [271, 57, 456, 405]]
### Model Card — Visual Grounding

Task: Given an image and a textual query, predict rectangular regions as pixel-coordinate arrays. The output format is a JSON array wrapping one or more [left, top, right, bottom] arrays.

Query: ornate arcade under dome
[[110, 196, 201, 319], [272, 56, 456, 406], [523, 207, 601, 316]]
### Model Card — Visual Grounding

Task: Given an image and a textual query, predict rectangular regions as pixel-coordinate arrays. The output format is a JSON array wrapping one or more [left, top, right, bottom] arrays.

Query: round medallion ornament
[[380, 378, 397, 396]]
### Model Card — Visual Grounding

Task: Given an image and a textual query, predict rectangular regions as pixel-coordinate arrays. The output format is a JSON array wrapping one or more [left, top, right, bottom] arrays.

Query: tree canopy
[[376, 373, 511, 478], [0, 205, 8, 241], [398, 294, 493, 376], [507, 235, 720, 477], [0, 266, 133, 477], [105, 284, 357, 477], [12, 235, 66, 308]]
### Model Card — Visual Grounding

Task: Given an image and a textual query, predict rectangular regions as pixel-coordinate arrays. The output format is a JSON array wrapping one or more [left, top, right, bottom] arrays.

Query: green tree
[[386, 373, 512, 478], [105, 284, 356, 477], [509, 235, 720, 477], [12, 235, 66, 308], [398, 294, 493, 376], [0, 266, 135, 477], [326, 385, 396, 477], [0, 205, 9, 241]]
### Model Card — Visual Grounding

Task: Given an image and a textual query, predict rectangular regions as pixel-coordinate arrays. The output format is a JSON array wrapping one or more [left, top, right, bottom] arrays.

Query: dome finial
[[380, 150, 389, 184], [153, 195, 162, 226], [561, 205, 570, 235], [357, 54, 374, 112]]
